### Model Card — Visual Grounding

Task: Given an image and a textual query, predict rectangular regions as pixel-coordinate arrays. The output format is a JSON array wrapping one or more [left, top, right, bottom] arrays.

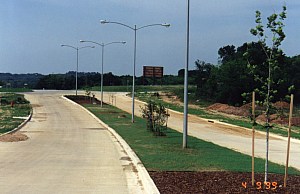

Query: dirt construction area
[[0, 132, 28, 142]]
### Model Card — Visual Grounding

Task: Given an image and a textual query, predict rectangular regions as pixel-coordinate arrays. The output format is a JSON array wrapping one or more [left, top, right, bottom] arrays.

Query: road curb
[[62, 96, 160, 194], [0, 110, 33, 137]]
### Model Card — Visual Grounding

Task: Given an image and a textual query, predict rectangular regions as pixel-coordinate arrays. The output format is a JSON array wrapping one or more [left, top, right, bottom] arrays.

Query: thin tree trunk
[[264, 60, 272, 183]]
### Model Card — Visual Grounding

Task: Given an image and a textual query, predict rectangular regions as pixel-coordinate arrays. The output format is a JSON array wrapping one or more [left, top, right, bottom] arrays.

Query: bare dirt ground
[[160, 92, 201, 110], [0, 132, 29, 142], [149, 171, 300, 194], [206, 102, 300, 127]]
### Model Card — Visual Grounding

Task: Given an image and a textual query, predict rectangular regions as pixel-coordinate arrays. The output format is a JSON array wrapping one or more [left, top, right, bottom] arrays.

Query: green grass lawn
[[83, 103, 299, 175], [0, 93, 31, 134]]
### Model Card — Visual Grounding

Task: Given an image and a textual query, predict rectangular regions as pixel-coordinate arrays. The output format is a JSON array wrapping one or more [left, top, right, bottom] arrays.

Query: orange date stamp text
[[242, 181, 278, 190]]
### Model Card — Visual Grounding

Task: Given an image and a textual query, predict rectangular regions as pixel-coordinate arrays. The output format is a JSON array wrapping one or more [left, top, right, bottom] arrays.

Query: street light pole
[[101, 44, 104, 107], [61, 44, 94, 96], [76, 48, 78, 95], [183, 0, 190, 148], [132, 25, 137, 121], [100, 20, 170, 123], [80, 40, 126, 107]]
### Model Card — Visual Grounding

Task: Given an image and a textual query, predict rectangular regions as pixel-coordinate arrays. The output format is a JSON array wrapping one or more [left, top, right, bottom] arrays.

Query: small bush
[[140, 100, 170, 136]]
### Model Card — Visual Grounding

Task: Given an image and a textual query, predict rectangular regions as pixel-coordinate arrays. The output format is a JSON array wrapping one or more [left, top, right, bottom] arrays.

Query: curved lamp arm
[[100, 20, 134, 30], [137, 23, 170, 30], [100, 20, 170, 31], [80, 40, 126, 47], [61, 44, 77, 50]]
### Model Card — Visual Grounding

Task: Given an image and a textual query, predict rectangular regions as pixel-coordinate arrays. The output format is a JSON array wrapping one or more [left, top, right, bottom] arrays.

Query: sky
[[0, 0, 299, 76]]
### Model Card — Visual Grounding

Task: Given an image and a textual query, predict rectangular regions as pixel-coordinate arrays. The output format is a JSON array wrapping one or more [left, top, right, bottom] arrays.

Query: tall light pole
[[100, 20, 170, 123], [80, 40, 126, 107], [183, 0, 190, 148], [61, 44, 94, 96]]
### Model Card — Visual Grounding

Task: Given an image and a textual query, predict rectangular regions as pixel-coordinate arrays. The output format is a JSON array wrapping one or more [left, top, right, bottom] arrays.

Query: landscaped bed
[[68, 95, 300, 193]]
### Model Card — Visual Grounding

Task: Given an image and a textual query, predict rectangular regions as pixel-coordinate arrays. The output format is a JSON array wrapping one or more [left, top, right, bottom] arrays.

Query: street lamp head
[[161, 23, 171, 28], [79, 40, 85, 43], [61, 44, 65, 47], [121, 41, 126, 44], [100, 20, 108, 24]]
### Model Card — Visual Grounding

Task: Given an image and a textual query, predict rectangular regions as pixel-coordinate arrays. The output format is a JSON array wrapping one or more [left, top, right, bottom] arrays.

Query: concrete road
[[0, 91, 143, 194], [99, 92, 300, 171]]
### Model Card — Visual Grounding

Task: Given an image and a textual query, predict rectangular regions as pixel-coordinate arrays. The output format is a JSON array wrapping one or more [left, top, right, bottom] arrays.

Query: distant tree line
[[0, 73, 43, 88], [0, 71, 186, 90], [34, 71, 185, 90], [193, 42, 300, 105]]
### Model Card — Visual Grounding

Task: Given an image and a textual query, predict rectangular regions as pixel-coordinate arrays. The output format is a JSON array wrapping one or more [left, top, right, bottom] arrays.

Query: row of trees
[[194, 44, 300, 105], [193, 5, 300, 106], [35, 72, 124, 89], [34, 71, 186, 90], [0, 71, 187, 90], [0, 73, 43, 88]]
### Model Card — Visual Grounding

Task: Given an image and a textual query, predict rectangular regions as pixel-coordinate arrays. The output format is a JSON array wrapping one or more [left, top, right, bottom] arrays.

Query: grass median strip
[[0, 93, 31, 134], [83, 103, 299, 175]]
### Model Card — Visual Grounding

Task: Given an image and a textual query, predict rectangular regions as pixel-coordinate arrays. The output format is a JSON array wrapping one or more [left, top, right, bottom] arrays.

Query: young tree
[[244, 5, 287, 182], [140, 100, 170, 136]]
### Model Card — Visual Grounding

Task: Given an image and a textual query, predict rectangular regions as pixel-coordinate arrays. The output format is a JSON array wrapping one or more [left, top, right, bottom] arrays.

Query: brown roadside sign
[[143, 66, 163, 78]]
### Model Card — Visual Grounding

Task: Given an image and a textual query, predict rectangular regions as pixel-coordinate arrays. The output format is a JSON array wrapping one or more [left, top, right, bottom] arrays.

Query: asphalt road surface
[[99, 92, 300, 171], [0, 91, 143, 194]]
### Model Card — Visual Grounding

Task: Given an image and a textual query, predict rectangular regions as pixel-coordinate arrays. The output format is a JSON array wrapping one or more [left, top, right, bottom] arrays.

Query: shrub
[[140, 100, 170, 136]]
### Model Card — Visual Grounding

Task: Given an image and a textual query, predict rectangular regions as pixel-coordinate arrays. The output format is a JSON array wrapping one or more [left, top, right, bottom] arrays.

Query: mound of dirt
[[256, 114, 300, 126], [0, 132, 29, 142], [274, 101, 290, 109], [291, 117, 300, 126], [273, 117, 300, 126], [206, 102, 300, 126], [206, 103, 250, 117]]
